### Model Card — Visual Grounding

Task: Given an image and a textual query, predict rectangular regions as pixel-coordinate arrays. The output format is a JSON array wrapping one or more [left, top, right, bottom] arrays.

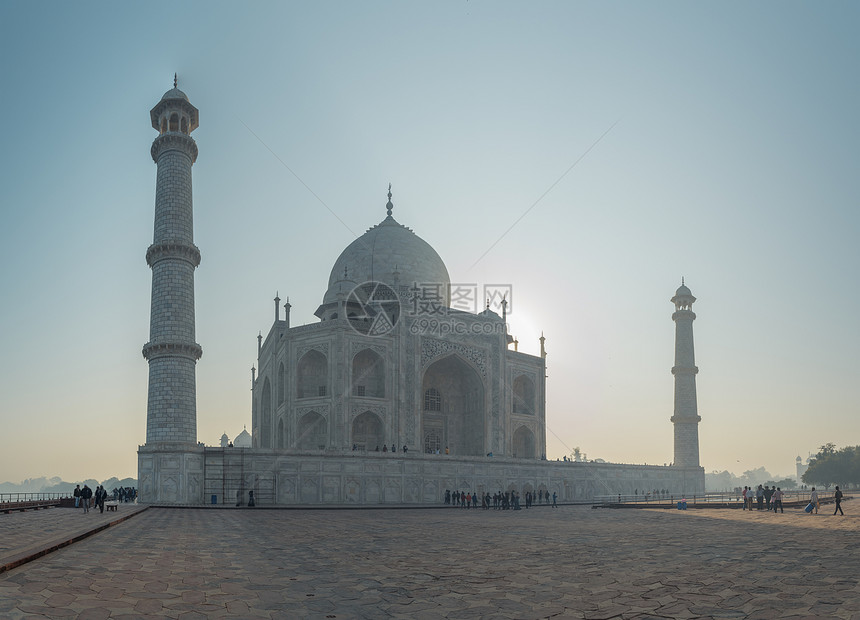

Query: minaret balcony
[[142, 341, 203, 361], [670, 415, 702, 423], [146, 241, 201, 267], [671, 366, 699, 375], [151, 132, 198, 163], [671, 309, 696, 321]]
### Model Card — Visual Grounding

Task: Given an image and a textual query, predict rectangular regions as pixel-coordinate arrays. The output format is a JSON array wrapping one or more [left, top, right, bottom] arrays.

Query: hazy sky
[[1, 2, 858, 484]]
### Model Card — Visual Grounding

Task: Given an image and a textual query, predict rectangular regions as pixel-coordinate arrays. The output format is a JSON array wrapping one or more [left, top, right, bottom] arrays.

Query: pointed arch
[[276, 417, 285, 450], [260, 377, 272, 449], [351, 411, 384, 451], [277, 362, 285, 405], [513, 426, 536, 459], [352, 348, 385, 398], [512, 375, 535, 415], [297, 411, 327, 450], [422, 354, 485, 456], [297, 350, 327, 398]]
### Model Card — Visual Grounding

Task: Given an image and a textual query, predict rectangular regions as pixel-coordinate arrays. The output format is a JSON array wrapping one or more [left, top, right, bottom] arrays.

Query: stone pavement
[[0, 504, 857, 619], [0, 504, 148, 573]]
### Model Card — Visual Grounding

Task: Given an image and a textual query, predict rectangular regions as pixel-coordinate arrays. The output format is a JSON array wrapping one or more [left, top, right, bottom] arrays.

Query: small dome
[[479, 307, 502, 320], [675, 283, 692, 297], [161, 87, 189, 102], [323, 215, 450, 306], [234, 429, 252, 448]]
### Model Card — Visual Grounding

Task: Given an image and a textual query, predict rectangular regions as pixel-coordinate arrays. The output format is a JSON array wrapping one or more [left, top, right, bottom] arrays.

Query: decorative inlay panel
[[296, 343, 330, 360], [420, 338, 486, 377]]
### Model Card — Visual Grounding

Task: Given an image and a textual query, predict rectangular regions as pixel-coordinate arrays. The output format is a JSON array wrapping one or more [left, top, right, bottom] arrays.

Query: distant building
[[796, 455, 809, 484], [233, 428, 252, 448]]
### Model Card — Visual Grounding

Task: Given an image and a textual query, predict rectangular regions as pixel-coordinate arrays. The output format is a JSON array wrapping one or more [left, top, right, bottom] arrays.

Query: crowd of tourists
[[444, 488, 557, 510], [740, 483, 846, 515], [741, 484, 786, 512], [112, 486, 137, 503], [72, 485, 136, 513]]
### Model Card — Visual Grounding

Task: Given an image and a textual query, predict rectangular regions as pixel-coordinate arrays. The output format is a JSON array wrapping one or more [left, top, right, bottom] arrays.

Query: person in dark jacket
[[81, 485, 92, 513], [96, 485, 106, 513], [834, 486, 844, 515]]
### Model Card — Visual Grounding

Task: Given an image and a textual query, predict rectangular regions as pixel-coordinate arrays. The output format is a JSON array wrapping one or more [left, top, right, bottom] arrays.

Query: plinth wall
[[138, 444, 204, 504], [138, 449, 706, 505]]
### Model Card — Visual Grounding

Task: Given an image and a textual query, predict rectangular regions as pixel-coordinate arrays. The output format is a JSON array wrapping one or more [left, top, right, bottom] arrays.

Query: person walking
[[96, 485, 105, 513], [834, 486, 844, 515], [772, 487, 784, 513], [552, 491, 558, 508], [764, 485, 774, 511], [81, 485, 92, 513], [73, 485, 81, 508], [810, 487, 819, 514]]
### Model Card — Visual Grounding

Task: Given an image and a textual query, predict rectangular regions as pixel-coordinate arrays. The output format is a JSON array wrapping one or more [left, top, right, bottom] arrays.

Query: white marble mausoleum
[[138, 82, 705, 505]]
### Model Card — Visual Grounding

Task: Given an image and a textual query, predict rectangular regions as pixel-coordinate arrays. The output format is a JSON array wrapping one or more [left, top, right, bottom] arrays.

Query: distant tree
[[803, 445, 859, 489], [741, 467, 773, 486], [41, 480, 78, 493], [706, 470, 734, 492], [765, 478, 798, 490], [101, 477, 120, 490]]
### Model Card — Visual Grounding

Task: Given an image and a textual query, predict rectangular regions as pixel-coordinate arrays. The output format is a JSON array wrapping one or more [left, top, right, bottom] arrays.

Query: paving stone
[[1, 505, 859, 617]]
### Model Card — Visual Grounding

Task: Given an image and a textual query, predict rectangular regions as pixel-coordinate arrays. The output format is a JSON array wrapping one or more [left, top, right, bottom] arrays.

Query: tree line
[[802, 443, 860, 489]]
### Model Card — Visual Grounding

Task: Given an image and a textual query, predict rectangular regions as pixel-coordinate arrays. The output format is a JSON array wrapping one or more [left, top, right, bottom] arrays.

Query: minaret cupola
[[150, 74, 199, 136]]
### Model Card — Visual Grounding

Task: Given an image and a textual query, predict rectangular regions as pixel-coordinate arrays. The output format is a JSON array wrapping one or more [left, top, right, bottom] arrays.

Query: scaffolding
[[203, 447, 275, 506]]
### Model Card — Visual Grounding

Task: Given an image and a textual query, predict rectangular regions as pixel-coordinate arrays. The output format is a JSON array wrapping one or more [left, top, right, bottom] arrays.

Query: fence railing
[[0, 493, 72, 503], [593, 490, 837, 507]]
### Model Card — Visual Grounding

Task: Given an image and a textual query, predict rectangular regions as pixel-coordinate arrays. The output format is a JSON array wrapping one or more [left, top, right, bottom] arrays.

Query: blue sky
[[1, 1, 858, 483]]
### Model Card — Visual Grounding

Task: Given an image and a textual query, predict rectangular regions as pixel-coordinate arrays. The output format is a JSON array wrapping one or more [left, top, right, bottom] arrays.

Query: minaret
[[138, 78, 205, 504], [670, 279, 701, 469], [142, 77, 202, 445]]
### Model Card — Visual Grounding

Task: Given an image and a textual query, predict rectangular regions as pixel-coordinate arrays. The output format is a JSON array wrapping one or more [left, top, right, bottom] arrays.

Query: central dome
[[322, 213, 450, 307]]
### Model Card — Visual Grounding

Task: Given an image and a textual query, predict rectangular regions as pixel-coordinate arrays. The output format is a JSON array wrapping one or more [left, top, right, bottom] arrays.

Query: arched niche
[[297, 350, 327, 398], [513, 425, 536, 459], [352, 348, 385, 398], [277, 362, 285, 405], [351, 411, 384, 451], [422, 355, 485, 457], [512, 375, 535, 415], [277, 417, 285, 450], [260, 377, 272, 449], [297, 411, 327, 450]]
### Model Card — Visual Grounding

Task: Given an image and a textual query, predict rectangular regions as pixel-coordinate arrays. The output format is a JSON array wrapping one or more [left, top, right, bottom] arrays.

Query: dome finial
[[174, 72, 178, 89], [682, 276, 685, 286], [386, 183, 393, 217]]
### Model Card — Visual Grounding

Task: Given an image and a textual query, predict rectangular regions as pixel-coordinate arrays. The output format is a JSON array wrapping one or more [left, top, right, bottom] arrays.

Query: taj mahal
[[137, 81, 705, 505]]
